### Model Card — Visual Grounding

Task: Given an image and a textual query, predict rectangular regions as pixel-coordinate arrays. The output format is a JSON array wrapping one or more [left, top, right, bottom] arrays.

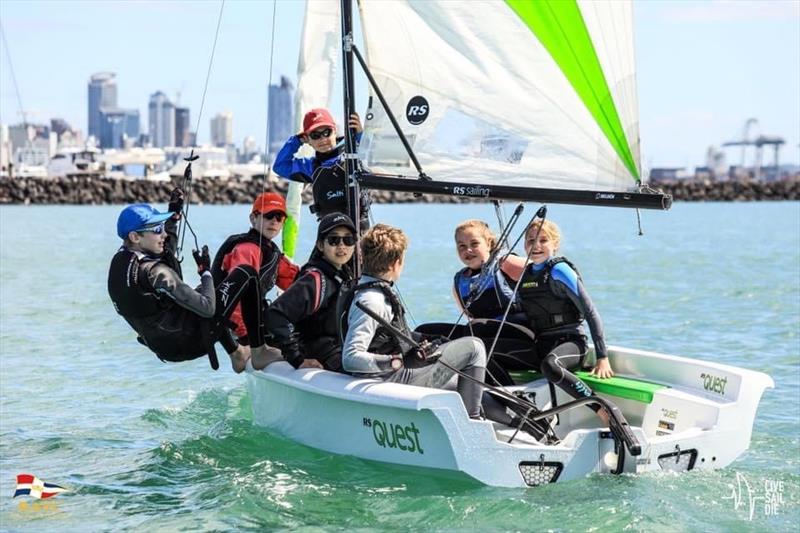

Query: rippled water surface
[[1, 202, 798, 531]]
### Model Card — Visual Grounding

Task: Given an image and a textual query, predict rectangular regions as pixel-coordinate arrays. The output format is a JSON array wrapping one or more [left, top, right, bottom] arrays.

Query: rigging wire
[[484, 206, 548, 365], [446, 203, 524, 340], [0, 21, 33, 159], [253, 0, 279, 324], [177, 0, 227, 260]]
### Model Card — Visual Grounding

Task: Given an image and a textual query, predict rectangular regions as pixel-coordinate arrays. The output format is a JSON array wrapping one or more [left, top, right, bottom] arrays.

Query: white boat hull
[[246, 346, 773, 487]]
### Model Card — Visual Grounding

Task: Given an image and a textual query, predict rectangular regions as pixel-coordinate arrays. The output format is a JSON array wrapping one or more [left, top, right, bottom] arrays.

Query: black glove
[[279, 334, 304, 369], [192, 245, 211, 274], [168, 187, 185, 215]]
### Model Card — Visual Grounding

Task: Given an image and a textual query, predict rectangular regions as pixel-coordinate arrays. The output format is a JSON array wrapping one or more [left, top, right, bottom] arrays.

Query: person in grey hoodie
[[341, 224, 487, 418]]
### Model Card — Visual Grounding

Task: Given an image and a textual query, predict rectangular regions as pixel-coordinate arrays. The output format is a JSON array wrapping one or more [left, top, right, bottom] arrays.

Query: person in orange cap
[[210, 192, 300, 370]]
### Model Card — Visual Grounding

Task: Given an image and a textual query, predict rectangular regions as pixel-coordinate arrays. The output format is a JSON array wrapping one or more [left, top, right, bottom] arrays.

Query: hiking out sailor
[[502, 218, 614, 422], [272, 107, 371, 229], [210, 192, 299, 370], [107, 194, 268, 373], [341, 223, 487, 418], [415, 219, 536, 385], [265, 213, 356, 371]]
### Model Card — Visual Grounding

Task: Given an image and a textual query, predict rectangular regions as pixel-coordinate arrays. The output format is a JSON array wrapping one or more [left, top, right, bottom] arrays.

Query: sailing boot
[[251, 344, 284, 370]]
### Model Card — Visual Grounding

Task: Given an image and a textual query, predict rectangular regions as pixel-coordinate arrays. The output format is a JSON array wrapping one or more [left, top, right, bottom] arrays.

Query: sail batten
[[357, 0, 645, 195]]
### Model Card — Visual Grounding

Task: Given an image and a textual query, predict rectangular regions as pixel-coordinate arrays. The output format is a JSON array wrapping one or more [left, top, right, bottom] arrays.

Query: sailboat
[[247, 0, 772, 487]]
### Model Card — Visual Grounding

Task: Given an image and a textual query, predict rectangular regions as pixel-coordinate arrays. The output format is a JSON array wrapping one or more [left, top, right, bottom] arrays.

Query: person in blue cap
[[107, 190, 280, 372]]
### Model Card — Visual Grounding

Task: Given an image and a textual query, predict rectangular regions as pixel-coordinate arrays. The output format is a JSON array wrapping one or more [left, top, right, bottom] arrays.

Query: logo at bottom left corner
[[13, 473, 68, 500]]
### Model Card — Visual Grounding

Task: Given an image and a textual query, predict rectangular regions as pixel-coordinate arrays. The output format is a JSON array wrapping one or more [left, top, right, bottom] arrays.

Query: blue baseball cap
[[117, 204, 173, 239]]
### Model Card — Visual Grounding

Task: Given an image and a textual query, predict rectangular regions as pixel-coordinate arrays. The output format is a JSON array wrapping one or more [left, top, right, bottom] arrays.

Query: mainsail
[[356, 0, 652, 202], [283, 0, 342, 257]]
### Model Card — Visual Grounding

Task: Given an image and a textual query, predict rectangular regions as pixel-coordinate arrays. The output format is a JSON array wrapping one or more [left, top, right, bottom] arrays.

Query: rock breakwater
[[0, 176, 797, 205]]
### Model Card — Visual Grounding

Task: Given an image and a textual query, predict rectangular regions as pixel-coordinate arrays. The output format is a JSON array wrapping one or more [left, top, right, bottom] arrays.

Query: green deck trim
[[508, 370, 544, 384], [574, 371, 666, 404], [508, 370, 666, 403], [505, 0, 640, 181]]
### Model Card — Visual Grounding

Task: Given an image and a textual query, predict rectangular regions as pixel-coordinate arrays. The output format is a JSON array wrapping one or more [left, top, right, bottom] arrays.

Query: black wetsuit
[[515, 257, 608, 410], [108, 219, 266, 367], [416, 262, 534, 385], [265, 257, 352, 371]]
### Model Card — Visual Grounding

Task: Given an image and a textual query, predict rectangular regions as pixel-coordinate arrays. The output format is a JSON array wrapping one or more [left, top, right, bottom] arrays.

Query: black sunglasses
[[308, 128, 333, 140], [261, 211, 286, 222], [325, 235, 356, 247]]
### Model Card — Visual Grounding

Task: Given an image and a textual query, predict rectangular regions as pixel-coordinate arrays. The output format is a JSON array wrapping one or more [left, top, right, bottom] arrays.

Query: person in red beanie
[[210, 192, 300, 370], [272, 108, 370, 229]]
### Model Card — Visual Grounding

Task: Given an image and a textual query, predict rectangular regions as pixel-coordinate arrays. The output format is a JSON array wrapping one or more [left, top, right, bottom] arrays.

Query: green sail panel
[[357, 0, 641, 191], [506, 0, 640, 181]]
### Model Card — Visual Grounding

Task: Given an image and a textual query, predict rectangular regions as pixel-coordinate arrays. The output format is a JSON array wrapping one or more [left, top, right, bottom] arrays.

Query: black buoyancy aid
[[296, 258, 348, 355], [310, 161, 370, 221], [454, 265, 519, 319], [108, 248, 207, 361], [108, 248, 169, 319], [337, 279, 410, 355], [211, 228, 281, 294], [518, 257, 583, 334]]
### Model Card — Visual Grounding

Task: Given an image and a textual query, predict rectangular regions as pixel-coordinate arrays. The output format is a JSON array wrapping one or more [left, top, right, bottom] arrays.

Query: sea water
[[0, 201, 798, 531]]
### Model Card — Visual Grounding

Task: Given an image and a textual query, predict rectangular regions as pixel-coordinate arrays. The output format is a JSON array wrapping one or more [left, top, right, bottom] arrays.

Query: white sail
[[357, 0, 641, 192], [283, 0, 342, 257]]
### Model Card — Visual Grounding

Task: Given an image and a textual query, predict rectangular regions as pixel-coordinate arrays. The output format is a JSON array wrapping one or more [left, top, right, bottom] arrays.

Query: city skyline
[[1, 0, 798, 168]]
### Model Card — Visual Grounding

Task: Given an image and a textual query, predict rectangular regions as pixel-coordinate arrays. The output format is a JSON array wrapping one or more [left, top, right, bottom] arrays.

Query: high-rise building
[[268, 76, 294, 155], [149, 91, 176, 147], [50, 118, 72, 138], [100, 109, 140, 149], [87, 73, 117, 142], [174, 107, 191, 147], [210, 111, 233, 147]]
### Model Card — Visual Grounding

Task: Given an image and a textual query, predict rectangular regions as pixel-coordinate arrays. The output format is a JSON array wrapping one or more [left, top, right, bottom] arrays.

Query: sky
[[1, 0, 798, 169]]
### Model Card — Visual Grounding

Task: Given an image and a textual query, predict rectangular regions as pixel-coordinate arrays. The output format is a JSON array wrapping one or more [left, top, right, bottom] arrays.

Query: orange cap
[[252, 192, 287, 215]]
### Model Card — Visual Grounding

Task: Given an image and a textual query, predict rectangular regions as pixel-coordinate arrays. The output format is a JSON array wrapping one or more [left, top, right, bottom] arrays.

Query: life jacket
[[211, 228, 281, 295], [108, 247, 217, 367], [453, 264, 519, 320], [309, 161, 371, 224], [295, 258, 350, 359], [518, 257, 583, 334], [337, 278, 411, 355]]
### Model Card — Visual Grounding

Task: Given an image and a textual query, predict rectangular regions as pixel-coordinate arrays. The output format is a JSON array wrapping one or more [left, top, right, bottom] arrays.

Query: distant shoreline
[[0, 176, 797, 205]]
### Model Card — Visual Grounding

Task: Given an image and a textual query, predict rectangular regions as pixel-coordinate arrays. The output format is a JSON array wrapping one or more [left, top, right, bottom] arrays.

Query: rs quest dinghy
[[246, 346, 772, 487], [244, 0, 772, 487]]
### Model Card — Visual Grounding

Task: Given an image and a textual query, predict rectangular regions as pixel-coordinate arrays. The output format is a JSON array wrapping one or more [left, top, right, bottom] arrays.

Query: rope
[[485, 206, 548, 365], [177, 0, 226, 259], [0, 20, 32, 158], [252, 0, 280, 326]]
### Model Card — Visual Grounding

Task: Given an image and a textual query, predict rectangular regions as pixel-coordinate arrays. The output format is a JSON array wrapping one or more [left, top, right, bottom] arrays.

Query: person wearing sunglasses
[[272, 107, 362, 184], [210, 192, 300, 370], [108, 198, 254, 373], [272, 108, 371, 229], [265, 213, 357, 371]]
